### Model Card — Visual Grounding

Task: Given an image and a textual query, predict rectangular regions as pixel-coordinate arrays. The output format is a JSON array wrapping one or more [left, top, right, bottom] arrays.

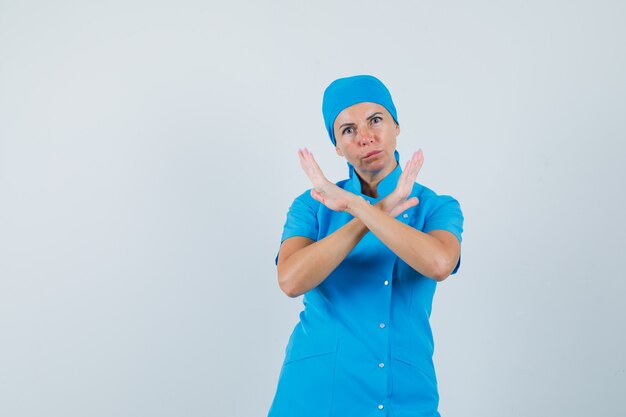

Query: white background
[[1, 1, 625, 416]]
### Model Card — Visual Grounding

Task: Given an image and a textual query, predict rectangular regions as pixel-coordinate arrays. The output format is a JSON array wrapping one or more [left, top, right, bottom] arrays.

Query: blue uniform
[[269, 154, 464, 417]]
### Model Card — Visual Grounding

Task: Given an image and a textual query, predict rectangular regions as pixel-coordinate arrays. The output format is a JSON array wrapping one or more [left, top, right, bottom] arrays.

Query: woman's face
[[333, 102, 400, 178]]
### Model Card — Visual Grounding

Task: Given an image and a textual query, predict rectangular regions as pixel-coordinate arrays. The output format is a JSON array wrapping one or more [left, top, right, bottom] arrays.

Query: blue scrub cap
[[322, 75, 399, 146]]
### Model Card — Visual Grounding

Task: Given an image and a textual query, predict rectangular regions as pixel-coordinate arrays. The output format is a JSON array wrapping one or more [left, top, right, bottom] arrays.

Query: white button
[[379, 322, 386, 329], [403, 213, 409, 218], [378, 404, 384, 410], [378, 362, 385, 368], [384, 280, 389, 286]]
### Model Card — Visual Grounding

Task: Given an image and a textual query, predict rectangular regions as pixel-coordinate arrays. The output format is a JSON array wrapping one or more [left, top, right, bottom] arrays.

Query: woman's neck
[[355, 162, 397, 198], [359, 179, 380, 198]]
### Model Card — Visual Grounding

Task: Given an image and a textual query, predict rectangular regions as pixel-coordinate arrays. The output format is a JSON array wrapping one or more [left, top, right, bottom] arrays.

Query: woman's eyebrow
[[339, 112, 384, 129], [366, 112, 383, 121]]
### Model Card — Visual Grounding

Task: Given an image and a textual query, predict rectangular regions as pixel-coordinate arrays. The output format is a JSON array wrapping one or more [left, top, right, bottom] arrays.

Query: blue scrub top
[[269, 152, 464, 417]]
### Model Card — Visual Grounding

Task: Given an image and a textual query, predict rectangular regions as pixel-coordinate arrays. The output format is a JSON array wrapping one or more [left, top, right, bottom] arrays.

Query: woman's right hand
[[298, 148, 358, 213], [377, 150, 424, 217]]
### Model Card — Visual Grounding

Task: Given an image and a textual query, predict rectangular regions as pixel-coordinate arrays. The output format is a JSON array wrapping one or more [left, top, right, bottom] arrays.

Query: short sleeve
[[275, 190, 319, 265], [422, 195, 464, 274]]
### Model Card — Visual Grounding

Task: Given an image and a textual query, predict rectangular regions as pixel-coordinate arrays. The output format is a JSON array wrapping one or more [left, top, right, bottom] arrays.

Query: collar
[[345, 150, 402, 201]]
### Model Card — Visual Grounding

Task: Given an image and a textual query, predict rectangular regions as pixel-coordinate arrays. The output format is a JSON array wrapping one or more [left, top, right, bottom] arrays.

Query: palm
[[298, 148, 352, 212], [380, 150, 424, 217]]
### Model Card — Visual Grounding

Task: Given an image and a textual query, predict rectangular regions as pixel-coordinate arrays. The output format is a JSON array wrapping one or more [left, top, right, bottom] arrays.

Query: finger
[[390, 197, 419, 218], [406, 151, 423, 182], [299, 149, 311, 169], [300, 148, 336, 193], [300, 148, 321, 174], [304, 150, 329, 185], [299, 148, 311, 164], [299, 149, 313, 174], [400, 196, 419, 211], [397, 154, 418, 190], [413, 149, 424, 176], [310, 189, 326, 204], [403, 157, 413, 179], [305, 150, 324, 175], [407, 151, 418, 173], [298, 149, 307, 169], [299, 149, 322, 187]]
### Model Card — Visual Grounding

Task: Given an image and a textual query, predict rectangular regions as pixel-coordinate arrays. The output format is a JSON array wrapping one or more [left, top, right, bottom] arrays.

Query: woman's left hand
[[298, 148, 357, 212], [378, 150, 423, 217]]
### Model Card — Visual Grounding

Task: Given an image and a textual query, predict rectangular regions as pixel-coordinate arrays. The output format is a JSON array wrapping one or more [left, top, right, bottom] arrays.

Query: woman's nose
[[358, 126, 374, 144]]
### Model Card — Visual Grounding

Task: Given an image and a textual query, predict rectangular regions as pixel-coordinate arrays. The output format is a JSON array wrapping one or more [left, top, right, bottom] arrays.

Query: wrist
[[347, 195, 368, 216], [376, 195, 397, 215], [375, 199, 390, 215]]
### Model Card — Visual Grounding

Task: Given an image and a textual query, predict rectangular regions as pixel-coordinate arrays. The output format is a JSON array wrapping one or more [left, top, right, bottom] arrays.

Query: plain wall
[[1, 1, 625, 416]]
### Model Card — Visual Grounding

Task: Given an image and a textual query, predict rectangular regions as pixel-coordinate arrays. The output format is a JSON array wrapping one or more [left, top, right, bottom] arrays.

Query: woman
[[268, 75, 464, 417]]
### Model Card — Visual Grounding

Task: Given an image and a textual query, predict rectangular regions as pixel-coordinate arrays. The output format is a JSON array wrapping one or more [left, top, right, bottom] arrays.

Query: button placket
[[376, 265, 393, 414]]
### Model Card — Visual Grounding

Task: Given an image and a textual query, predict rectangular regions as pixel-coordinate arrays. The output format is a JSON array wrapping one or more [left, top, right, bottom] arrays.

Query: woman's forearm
[[277, 217, 369, 297], [348, 195, 457, 281]]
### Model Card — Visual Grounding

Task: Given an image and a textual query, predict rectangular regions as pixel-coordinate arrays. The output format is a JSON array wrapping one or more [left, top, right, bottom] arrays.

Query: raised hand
[[379, 150, 424, 217], [298, 148, 356, 212], [299, 148, 423, 217]]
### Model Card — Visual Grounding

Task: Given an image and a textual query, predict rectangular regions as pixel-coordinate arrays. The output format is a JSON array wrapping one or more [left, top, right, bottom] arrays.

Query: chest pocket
[[269, 336, 338, 417]]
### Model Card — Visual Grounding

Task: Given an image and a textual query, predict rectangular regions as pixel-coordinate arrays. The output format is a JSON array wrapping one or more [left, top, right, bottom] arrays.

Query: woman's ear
[[396, 123, 401, 136], [335, 145, 344, 157]]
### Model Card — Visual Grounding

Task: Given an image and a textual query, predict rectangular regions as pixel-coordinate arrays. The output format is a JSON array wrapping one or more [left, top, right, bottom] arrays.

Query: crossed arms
[[277, 149, 461, 298]]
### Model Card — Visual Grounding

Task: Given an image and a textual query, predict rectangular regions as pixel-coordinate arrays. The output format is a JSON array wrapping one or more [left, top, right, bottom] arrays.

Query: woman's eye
[[343, 127, 354, 135], [371, 116, 382, 124]]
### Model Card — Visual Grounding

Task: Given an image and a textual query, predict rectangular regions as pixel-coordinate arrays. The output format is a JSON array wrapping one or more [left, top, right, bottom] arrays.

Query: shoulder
[[412, 182, 464, 243], [290, 188, 319, 209], [412, 182, 462, 210]]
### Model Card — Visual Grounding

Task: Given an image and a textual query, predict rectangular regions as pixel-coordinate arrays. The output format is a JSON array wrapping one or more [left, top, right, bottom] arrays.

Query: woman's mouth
[[364, 150, 382, 159]]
